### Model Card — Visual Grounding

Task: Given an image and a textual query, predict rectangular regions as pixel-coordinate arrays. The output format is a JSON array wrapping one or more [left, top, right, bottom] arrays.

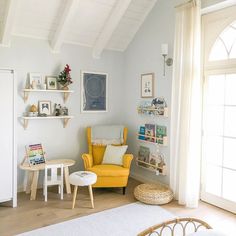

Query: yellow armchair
[[81, 127, 133, 194]]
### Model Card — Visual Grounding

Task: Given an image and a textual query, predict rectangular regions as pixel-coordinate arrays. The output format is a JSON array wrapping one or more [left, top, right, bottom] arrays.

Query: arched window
[[202, 6, 236, 214], [209, 21, 236, 61]]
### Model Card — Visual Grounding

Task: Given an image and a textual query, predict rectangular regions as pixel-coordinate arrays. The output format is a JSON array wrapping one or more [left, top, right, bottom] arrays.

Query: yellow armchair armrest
[[123, 154, 133, 169], [82, 153, 93, 169]]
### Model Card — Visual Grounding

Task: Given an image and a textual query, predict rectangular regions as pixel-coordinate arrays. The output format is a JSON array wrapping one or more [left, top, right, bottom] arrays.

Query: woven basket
[[134, 183, 173, 205]]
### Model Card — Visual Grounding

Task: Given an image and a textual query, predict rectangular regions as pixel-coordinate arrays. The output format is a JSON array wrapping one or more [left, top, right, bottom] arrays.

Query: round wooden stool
[[69, 171, 97, 209]]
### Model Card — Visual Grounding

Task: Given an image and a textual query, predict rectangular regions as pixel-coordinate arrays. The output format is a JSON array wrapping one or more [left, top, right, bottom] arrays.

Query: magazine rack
[[137, 97, 168, 117], [136, 158, 167, 175], [136, 122, 168, 175], [136, 134, 168, 146]]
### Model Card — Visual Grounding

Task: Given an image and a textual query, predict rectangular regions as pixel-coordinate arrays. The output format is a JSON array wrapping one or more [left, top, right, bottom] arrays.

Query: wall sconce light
[[161, 44, 173, 76]]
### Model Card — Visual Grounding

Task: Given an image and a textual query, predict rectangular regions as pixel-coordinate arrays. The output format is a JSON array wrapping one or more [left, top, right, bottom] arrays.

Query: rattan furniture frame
[[138, 217, 212, 236]]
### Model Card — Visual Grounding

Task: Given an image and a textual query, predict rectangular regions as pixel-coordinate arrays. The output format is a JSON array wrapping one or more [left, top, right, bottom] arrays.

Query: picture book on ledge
[[156, 125, 167, 144], [25, 143, 46, 166], [145, 123, 156, 142], [137, 145, 150, 168]]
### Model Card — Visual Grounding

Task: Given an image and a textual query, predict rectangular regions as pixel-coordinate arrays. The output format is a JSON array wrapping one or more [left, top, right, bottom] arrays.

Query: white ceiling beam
[[92, 0, 132, 59], [0, 0, 18, 46], [50, 0, 78, 53]]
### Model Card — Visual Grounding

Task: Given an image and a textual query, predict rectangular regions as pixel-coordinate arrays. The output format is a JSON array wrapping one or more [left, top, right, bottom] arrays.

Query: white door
[[201, 6, 236, 213], [0, 70, 14, 202]]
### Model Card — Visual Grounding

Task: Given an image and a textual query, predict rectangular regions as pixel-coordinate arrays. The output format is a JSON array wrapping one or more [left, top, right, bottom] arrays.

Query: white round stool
[[69, 171, 97, 209]]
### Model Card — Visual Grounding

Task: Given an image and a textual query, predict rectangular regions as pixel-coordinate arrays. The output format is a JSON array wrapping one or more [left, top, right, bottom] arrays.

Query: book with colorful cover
[[145, 123, 156, 142], [25, 144, 45, 166], [138, 146, 150, 167], [138, 126, 146, 140], [156, 125, 167, 144]]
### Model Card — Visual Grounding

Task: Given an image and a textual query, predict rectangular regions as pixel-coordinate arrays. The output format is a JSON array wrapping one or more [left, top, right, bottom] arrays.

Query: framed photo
[[46, 76, 57, 90], [38, 101, 51, 116], [141, 73, 154, 98], [29, 73, 42, 89], [81, 71, 108, 112]]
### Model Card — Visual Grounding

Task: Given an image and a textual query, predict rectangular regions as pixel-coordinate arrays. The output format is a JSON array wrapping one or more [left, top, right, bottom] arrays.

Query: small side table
[[69, 171, 97, 209], [19, 159, 75, 200]]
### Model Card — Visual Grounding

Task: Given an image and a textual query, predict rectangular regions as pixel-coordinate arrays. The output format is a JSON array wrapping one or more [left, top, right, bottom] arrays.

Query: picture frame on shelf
[[29, 73, 42, 89], [38, 100, 51, 116], [81, 71, 108, 112], [46, 76, 58, 90], [141, 73, 154, 98]]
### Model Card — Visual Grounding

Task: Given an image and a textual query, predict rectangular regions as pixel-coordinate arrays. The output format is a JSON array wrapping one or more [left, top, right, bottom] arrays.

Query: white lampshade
[[161, 44, 168, 55]]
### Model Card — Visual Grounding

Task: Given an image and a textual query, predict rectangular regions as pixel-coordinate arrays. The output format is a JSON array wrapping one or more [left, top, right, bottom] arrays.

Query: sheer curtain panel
[[170, 0, 201, 208]]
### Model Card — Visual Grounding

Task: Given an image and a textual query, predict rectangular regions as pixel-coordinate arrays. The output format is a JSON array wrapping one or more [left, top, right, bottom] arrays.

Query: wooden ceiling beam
[[92, 0, 132, 59], [0, 0, 18, 46], [50, 0, 78, 53]]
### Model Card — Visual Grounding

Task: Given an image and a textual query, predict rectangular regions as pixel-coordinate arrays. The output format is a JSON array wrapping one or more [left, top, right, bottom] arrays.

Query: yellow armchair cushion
[[92, 145, 106, 165], [123, 154, 133, 168], [87, 164, 129, 177]]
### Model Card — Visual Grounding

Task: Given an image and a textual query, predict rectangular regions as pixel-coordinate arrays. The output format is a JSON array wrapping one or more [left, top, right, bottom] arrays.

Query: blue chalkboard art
[[82, 72, 107, 112]]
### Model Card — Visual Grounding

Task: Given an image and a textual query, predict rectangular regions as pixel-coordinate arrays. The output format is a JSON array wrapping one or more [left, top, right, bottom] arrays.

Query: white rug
[[18, 202, 175, 236]]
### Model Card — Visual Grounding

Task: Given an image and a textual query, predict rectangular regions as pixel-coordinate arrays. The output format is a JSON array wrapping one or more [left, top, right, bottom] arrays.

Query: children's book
[[138, 146, 150, 165], [156, 125, 167, 144], [145, 124, 156, 142], [25, 144, 45, 166], [138, 126, 146, 140]]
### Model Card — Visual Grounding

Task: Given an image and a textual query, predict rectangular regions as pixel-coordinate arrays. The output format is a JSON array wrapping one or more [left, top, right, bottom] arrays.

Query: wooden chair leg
[[72, 186, 78, 209], [88, 185, 94, 209], [123, 187, 126, 195]]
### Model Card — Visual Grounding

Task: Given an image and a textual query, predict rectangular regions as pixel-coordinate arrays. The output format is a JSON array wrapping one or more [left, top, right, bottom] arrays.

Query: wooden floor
[[0, 178, 235, 236]]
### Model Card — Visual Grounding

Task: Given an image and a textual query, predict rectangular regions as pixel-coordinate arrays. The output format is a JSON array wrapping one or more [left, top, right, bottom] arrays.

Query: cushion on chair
[[102, 145, 128, 165], [88, 165, 129, 177], [92, 145, 106, 165]]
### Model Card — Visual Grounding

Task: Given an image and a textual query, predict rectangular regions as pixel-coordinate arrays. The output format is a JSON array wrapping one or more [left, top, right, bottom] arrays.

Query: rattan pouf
[[134, 183, 173, 205]]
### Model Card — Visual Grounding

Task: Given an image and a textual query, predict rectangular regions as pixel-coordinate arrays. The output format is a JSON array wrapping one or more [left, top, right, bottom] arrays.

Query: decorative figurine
[[54, 104, 61, 116]]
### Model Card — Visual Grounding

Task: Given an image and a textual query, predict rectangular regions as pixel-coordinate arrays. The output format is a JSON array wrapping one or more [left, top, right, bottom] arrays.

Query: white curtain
[[170, 0, 201, 208]]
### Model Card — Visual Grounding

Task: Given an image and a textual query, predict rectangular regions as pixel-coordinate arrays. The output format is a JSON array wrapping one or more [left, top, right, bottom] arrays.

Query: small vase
[[62, 86, 69, 90], [59, 83, 69, 90]]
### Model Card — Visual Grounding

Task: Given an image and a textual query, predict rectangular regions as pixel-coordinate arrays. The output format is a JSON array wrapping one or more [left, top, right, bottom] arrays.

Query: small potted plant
[[58, 64, 73, 89]]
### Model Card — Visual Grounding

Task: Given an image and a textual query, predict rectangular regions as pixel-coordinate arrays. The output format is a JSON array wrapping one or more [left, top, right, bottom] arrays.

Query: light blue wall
[[123, 0, 228, 185], [0, 37, 124, 190], [123, 0, 176, 184]]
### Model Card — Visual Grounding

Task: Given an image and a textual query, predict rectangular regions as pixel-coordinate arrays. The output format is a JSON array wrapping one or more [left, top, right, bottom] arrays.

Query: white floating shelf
[[23, 89, 74, 103], [22, 116, 74, 129]]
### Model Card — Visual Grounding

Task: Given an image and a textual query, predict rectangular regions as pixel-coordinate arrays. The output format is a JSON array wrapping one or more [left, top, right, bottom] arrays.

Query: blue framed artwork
[[81, 71, 108, 112]]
